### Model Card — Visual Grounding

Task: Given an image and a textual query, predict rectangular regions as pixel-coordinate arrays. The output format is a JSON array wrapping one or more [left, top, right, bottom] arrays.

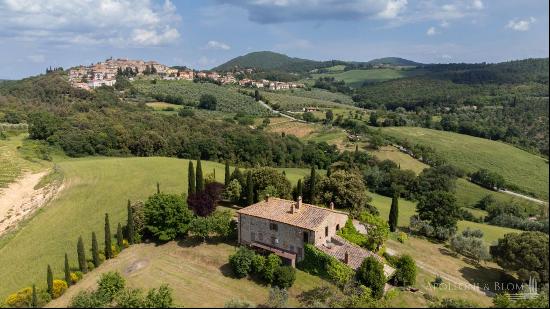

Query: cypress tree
[[64, 253, 71, 286], [297, 179, 303, 199], [127, 200, 134, 245], [156, 182, 160, 194], [32, 284, 37, 308], [246, 172, 254, 206], [326, 166, 331, 178], [77, 236, 88, 273], [224, 160, 230, 186], [188, 161, 195, 195], [92, 232, 100, 267], [389, 193, 399, 232], [308, 166, 316, 203], [46, 265, 53, 297], [196, 159, 204, 192], [105, 213, 113, 259], [117, 223, 123, 249]]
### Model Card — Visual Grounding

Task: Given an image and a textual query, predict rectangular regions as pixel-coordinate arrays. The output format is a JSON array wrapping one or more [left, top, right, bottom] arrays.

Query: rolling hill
[[366, 57, 422, 66], [213, 51, 329, 72]]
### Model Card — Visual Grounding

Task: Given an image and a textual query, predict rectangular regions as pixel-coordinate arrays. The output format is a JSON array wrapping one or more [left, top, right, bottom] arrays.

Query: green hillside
[[213, 51, 324, 72], [381, 127, 549, 200], [0, 155, 312, 299], [366, 57, 422, 66], [312, 68, 421, 87]]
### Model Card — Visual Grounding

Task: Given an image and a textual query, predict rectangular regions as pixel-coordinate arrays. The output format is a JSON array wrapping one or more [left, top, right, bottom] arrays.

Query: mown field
[[261, 90, 359, 112], [0, 155, 312, 300], [311, 68, 421, 87], [0, 134, 51, 188], [381, 127, 549, 200], [280, 88, 354, 105], [47, 241, 331, 308], [133, 80, 270, 116]]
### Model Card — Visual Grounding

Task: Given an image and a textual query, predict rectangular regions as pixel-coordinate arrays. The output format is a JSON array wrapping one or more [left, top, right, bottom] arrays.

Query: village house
[[237, 196, 394, 277]]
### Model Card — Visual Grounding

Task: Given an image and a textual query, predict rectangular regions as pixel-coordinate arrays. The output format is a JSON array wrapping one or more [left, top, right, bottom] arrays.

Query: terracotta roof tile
[[237, 197, 347, 230]]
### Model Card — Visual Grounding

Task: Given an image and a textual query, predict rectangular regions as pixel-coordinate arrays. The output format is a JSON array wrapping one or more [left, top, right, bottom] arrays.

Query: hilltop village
[[68, 58, 305, 91]]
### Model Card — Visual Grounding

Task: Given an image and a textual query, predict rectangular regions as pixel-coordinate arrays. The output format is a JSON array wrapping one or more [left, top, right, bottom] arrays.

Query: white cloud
[[205, 40, 231, 50], [377, 0, 408, 19], [469, 0, 483, 10], [426, 26, 438, 36], [27, 54, 45, 63], [0, 0, 181, 46], [506, 17, 536, 32]]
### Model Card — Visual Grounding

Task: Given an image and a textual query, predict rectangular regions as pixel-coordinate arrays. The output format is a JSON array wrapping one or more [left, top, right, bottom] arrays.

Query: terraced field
[[133, 80, 270, 116]]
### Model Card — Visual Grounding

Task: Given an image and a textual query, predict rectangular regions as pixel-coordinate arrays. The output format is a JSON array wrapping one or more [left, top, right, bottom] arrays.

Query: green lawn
[[0, 156, 311, 299], [312, 68, 419, 88], [368, 191, 521, 244], [381, 127, 549, 200], [0, 134, 50, 187]]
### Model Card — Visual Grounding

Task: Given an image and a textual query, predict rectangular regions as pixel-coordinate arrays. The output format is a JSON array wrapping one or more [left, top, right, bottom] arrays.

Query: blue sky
[[0, 0, 548, 79]]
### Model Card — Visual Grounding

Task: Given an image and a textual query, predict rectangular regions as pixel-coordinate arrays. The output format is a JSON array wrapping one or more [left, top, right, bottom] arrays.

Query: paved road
[[257, 100, 306, 122]]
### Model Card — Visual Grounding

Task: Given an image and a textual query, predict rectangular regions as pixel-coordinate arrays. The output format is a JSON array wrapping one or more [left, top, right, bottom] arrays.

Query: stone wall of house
[[312, 212, 348, 246]]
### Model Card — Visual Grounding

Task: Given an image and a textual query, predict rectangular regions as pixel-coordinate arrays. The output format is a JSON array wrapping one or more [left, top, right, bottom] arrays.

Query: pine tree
[[77, 236, 88, 273], [297, 179, 303, 199], [92, 232, 100, 268], [64, 253, 71, 286], [225, 160, 231, 187], [47, 265, 53, 297], [117, 223, 124, 249], [188, 161, 196, 195], [246, 172, 254, 206], [127, 200, 134, 245], [105, 213, 113, 259], [196, 159, 204, 192], [32, 284, 37, 308], [389, 193, 399, 232], [308, 166, 316, 203]]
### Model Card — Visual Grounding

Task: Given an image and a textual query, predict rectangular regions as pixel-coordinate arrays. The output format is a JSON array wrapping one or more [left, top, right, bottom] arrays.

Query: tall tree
[[127, 200, 135, 245], [47, 265, 53, 297], [156, 182, 160, 194], [225, 160, 231, 186], [389, 193, 399, 232], [77, 236, 87, 273], [196, 159, 204, 192], [117, 223, 124, 249], [64, 253, 71, 286], [31, 284, 37, 308], [308, 166, 316, 203], [326, 166, 331, 178], [105, 213, 113, 259], [92, 232, 100, 268], [246, 172, 254, 206], [297, 179, 303, 199], [188, 161, 196, 196]]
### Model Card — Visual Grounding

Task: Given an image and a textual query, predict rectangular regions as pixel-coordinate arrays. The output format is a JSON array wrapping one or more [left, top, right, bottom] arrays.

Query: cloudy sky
[[0, 0, 548, 79]]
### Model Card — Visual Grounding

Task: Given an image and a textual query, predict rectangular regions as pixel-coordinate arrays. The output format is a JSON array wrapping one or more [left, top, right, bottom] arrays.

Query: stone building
[[237, 196, 348, 266]]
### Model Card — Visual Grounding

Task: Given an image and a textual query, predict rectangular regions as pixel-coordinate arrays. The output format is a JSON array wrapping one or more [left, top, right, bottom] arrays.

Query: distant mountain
[[213, 51, 343, 72], [366, 57, 422, 66]]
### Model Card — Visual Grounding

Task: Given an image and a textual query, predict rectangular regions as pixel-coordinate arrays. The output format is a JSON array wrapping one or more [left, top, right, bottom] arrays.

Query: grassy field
[[47, 241, 332, 308], [0, 134, 51, 188], [0, 155, 312, 299], [371, 145, 429, 174], [381, 127, 549, 200], [368, 191, 520, 244], [267, 120, 320, 138], [261, 91, 359, 112], [145, 101, 183, 111], [281, 88, 354, 105], [311, 68, 419, 88]]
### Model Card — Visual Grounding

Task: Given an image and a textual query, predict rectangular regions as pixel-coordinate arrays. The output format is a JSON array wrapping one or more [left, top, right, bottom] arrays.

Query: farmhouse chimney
[[297, 196, 302, 209], [344, 251, 349, 264], [330, 202, 334, 210]]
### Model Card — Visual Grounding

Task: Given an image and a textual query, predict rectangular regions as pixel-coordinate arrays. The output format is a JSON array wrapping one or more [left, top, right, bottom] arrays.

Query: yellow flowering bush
[[5, 287, 32, 307], [70, 272, 83, 284], [122, 239, 129, 248], [397, 232, 408, 244], [52, 280, 68, 299]]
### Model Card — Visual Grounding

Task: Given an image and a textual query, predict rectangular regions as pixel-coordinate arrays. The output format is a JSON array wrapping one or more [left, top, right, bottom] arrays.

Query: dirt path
[[0, 171, 62, 236], [499, 189, 548, 205]]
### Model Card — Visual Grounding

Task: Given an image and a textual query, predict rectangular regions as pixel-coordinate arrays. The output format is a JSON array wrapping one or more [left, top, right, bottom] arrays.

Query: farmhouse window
[[269, 223, 278, 231]]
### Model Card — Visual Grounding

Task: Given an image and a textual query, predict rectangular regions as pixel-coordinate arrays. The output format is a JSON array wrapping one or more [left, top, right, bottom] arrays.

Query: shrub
[[262, 254, 282, 284], [87, 261, 95, 271], [298, 244, 354, 286], [122, 239, 129, 248], [251, 254, 266, 274], [273, 266, 296, 289], [52, 280, 68, 299], [224, 299, 254, 308], [70, 290, 107, 308], [397, 232, 408, 243], [337, 219, 368, 247], [394, 255, 417, 286], [229, 247, 255, 278], [70, 272, 83, 284], [5, 287, 32, 308], [326, 259, 354, 288], [264, 287, 288, 308], [356, 257, 386, 299], [97, 272, 125, 300], [144, 193, 194, 241], [432, 276, 443, 287]]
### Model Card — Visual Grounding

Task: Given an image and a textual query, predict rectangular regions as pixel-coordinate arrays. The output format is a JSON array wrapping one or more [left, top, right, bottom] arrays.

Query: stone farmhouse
[[237, 196, 394, 277]]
